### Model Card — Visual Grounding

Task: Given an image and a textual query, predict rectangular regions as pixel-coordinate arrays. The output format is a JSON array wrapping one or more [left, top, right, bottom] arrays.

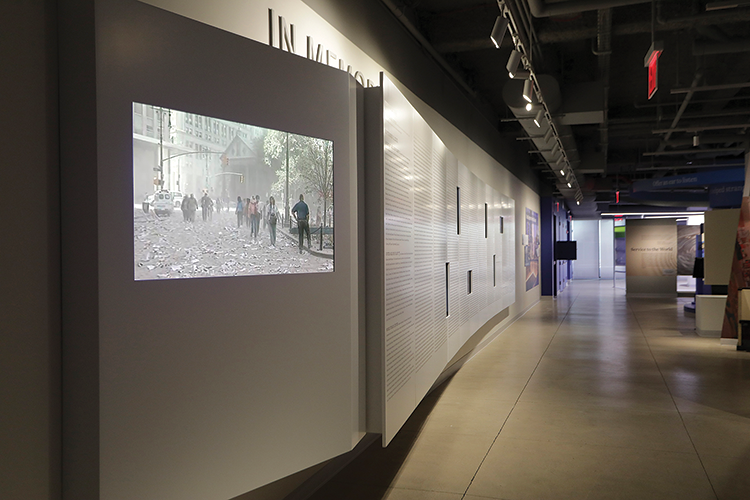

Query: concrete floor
[[308, 280, 750, 500]]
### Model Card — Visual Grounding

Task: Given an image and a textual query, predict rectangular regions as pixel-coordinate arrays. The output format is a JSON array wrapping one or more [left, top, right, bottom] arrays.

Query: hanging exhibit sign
[[644, 41, 663, 100]]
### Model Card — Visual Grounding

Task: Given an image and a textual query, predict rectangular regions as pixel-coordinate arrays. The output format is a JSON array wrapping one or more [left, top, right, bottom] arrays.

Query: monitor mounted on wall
[[555, 240, 577, 260]]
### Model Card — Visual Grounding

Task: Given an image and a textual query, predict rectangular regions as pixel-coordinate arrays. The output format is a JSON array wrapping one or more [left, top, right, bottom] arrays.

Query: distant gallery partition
[[625, 218, 677, 296], [366, 75, 516, 445]]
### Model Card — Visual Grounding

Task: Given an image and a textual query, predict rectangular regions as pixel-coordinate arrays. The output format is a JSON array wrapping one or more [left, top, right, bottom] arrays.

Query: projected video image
[[133, 103, 334, 280]]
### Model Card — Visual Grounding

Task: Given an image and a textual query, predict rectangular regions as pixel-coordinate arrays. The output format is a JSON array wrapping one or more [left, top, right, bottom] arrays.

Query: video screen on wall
[[132, 102, 334, 280]]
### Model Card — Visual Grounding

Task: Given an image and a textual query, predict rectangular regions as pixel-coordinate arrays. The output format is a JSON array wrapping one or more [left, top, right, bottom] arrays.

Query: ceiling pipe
[[612, 108, 750, 124], [656, 73, 702, 152], [706, 0, 750, 10], [535, 8, 750, 44], [693, 40, 750, 55], [526, 0, 650, 18], [671, 82, 750, 94], [643, 147, 746, 156], [596, 8, 612, 176], [664, 135, 747, 147], [634, 95, 750, 109], [435, 7, 750, 53]]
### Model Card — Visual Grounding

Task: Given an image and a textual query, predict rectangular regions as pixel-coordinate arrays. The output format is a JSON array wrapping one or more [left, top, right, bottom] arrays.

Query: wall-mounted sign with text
[[626, 219, 677, 277], [140, 0, 382, 87]]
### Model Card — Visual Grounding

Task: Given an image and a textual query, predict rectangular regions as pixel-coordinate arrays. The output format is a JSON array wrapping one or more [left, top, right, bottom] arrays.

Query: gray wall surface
[[57, 1, 361, 499], [0, 1, 61, 499]]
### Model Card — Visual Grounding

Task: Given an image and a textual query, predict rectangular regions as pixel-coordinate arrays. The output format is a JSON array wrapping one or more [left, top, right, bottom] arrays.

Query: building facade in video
[[133, 103, 334, 280]]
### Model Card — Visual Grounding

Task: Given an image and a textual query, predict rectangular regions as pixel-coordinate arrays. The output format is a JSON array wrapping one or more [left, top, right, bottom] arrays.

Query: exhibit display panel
[[62, 1, 360, 499], [625, 219, 677, 296], [370, 75, 515, 445], [704, 208, 740, 285]]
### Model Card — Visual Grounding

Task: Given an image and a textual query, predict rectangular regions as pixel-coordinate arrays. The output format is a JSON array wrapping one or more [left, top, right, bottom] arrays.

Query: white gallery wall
[[369, 76, 516, 444]]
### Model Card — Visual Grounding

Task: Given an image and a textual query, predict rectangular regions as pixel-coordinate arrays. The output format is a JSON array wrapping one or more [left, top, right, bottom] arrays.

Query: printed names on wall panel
[[383, 94, 415, 404], [381, 76, 515, 444]]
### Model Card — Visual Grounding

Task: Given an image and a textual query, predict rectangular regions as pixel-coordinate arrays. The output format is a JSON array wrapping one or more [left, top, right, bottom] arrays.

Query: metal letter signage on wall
[[140, 0, 381, 87]]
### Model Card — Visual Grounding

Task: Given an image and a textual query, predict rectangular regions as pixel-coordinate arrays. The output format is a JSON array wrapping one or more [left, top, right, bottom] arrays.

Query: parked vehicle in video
[[172, 191, 183, 209], [151, 190, 174, 216]]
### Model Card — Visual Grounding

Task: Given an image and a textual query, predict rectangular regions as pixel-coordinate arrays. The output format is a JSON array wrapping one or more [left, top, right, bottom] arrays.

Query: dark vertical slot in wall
[[484, 203, 488, 238], [445, 262, 450, 316], [500, 216, 504, 233], [493, 255, 496, 287], [456, 187, 460, 235], [467, 270, 472, 294]]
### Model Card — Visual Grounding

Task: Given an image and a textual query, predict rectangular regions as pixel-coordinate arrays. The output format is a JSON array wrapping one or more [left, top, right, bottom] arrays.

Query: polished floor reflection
[[309, 280, 750, 500]]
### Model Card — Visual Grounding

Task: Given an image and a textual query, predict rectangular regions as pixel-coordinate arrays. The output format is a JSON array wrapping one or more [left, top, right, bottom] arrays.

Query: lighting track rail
[[496, 0, 583, 203]]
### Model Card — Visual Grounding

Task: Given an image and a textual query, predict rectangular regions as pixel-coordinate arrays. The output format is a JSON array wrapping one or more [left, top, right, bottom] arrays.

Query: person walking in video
[[267, 196, 278, 247], [245, 197, 252, 230], [200, 192, 213, 222], [249, 195, 259, 239], [186, 194, 199, 222], [181, 195, 189, 222], [235, 196, 244, 228], [292, 194, 311, 253]]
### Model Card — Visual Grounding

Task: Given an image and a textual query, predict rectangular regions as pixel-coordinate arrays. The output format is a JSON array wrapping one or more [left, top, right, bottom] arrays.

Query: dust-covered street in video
[[134, 207, 332, 280], [132, 102, 335, 281]]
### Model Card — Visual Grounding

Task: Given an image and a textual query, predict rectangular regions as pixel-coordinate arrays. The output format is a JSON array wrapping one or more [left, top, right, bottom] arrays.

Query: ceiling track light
[[559, 168, 565, 175], [507, 50, 522, 78], [525, 102, 533, 112], [533, 109, 544, 127], [544, 128, 553, 143], [523, 78, 533, 103], [490, 16, 509, 48], [567, 182, 572, 188]]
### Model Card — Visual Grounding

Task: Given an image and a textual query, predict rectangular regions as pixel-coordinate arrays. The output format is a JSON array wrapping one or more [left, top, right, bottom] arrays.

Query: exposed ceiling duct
[[502, 75, 584, 199], [386, 0, 750, 216], [526, 0, 650, 18]]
